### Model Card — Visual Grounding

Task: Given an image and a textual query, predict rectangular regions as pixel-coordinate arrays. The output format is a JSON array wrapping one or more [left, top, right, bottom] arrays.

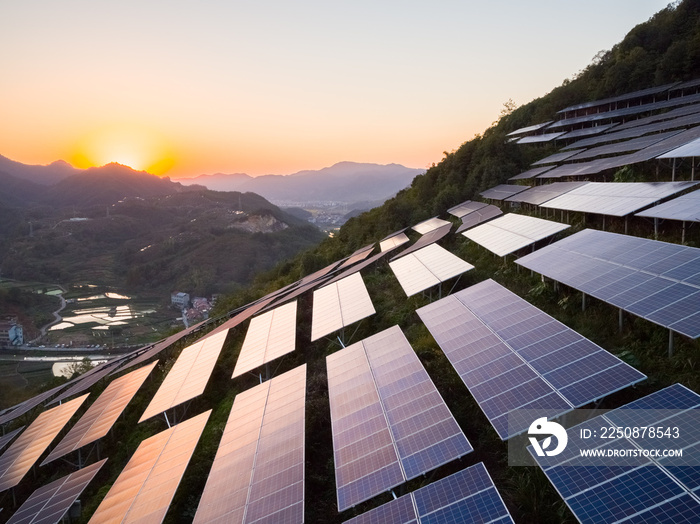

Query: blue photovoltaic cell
[[344, 462, 514, 524], [516, 229, 700, 339], [327, 325, 471, 511], [531, 383, 700, 524], [417, 279, 645, 440]]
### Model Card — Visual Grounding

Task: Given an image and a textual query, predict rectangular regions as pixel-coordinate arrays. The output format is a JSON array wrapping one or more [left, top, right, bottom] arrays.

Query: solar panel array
[[391, 224, 452, 260], [615, 101, 700, 132], [565, 130, 682, 161], [504, 182, 588, 206], [516, 132, 566, 144], [338, 245, 376, 270], [88, 409, 210, 524], [233, 300, 297, 379], [0, 427, 23, 454], [557, 123, 618, 140], [139, 330, 228, 422], [48, 360, 121, 406], [455, 205, 504, 233], [530, 383, 700, 524], [380, 231, 410, 252], [416, 279, 646, 439], [447, 200, 488, 218], [345, 462, 514, 524], [8, 459, 106, 524], [541, 181, 699, 217], [327, 325, 472, 511], [462, 213, 570, 257], [516, 229, 700, 338], [194, 365, 306, 524], [43, 362, 158, 465], [389, 243, 474, 297], [480, 184, 530, 201], [311, 272, 376, 342], [658, 135, 700, 158], [636, 189, 700, 222], [508, 166, 554, 181], [0, 395, 88, 492], [412, 217, 451, 235], [532, 149, 585, 166]]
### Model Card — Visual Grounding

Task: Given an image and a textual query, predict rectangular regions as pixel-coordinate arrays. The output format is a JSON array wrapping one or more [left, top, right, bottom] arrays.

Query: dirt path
[[30, 285, 67, 343]]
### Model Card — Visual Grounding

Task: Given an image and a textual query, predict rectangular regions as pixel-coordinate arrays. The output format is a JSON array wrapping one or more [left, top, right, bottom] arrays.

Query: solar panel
[[139, 330, 228, 422], [416, 279, 646, 439], [530, 383, 700, 524], [480, 184, 530, 201], [88, 410, 210, 524], [462, 213, 570, 257], [0, 395, 88, 493], [0, 428, 23, 456], [516, 229, 700, 339], [509, 166, 555, 181], [447, 200, 488, 218], [193, 365, 306, 524], [389, 243, 474, 297], [505, 182, 588, 206], [42, 362, 157, 466], [614, 101, 700, 131], [310, 272, 376, 342], [344, 462, 514, 524], [635, 189, 700, 222], [516, 132, 567, 144], [658, 135, 700, 158], [557, 124, 618, 140], [327, 325, 472, 511], [380, 231, 410, 252], [412, 217, 451, 235], [557, 83, 677, 114], [7, 459, 106, 524], [455, 205, 503, 233], [532, 149, 586, 166], [391, 224, 452, 260], [541, 181, 699, 217], [564, 130, 683, 161], [506, 121, 553, 137], [338, 245, 376, 270], [48, 361, 123, 406], [233, 300, 297, 379]]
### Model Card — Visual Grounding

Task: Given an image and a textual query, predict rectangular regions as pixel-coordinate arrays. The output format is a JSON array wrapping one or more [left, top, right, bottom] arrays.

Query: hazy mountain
[[177, 161, 424, 203], [0, 155, 81, 185]]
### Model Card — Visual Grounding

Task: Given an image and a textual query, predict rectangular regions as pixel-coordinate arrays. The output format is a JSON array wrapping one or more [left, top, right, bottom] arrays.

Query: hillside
[[177, 161, 424, 203]]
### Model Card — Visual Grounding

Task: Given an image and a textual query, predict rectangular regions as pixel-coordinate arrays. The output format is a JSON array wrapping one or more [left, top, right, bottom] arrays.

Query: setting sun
[[69, 125, 174, 175]]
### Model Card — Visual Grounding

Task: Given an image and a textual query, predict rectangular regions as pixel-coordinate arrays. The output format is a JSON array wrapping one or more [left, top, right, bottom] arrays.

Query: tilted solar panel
[[504, 182, 588, 206], [636, 189, 700, 222], [7, 459, 106, 524], [412, 217, 451, 235], [658, 135, 700, 158], [517, 132, 566, 144], [389, 244, 474, 297], [509, 166, 555, 181], [455, 205, 503, 233], [311, 272, 376, 342], [338, 245, 376, 270], [447, 200, 489, 218], [462, 213, 570, 257], [391, 224, 452, 260], [417, 279, 646, 439], [194, 365, 306, 524], [480, 184, 530, 201], [0, 383, 67, 427], [532, 149, 586, 166], [327, 325, 472, 511], [344, 462, 514, 524], [530, 383, 700, 524], [43, 362, 157, 465], [139, 330, 228, 422], [380, 232, 410, 252], [516, 229, 700, 339], [0, 427, 23, 454], [541, 182, 699, 217], [233, 300, 297, 379], [88, 410, 210, 524], [0, 395, 88, 493]]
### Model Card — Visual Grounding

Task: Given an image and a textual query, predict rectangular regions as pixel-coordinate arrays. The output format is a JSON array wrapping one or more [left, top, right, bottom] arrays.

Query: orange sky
[[0, 1, 671, 177]]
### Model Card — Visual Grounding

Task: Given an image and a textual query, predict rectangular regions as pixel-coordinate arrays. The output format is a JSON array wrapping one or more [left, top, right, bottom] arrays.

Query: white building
[[0, 320, 23, 347], [171, 291, 190, 309]]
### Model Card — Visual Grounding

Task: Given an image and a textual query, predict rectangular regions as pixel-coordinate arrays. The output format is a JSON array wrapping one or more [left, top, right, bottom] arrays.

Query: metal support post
[[668, 330, 674, 358], [582, 293, 586, 312], [619, 309, 623, 333]]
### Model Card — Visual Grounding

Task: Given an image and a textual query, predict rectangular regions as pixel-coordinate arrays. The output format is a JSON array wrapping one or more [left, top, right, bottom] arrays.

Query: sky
[[1, 1, 673, 178]]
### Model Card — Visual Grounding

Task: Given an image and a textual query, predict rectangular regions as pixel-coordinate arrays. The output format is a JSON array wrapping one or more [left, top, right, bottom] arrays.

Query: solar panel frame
[[446, 200, 489, 218], [193, 365, 306, 524], [42, 362, 158, 466], [462, 213, 570, 257], [563, 130, 683, 161], [504, 182, 588, 206], [509, 166, 555, 181], [388, 243, 474, 297], [327, 325, 472, 511], [390, 224, 452, 261], [516, 229, 700, 338], [0, 395, 88, 493], [7, 458, 107, 524], [455, 205, 504, 233], [88, 409, 210, 524], [532, 149, 586, 166], [310, 272, 376, 342], [380, 232, 410, 252], [516, 132, 567, 144], [139, 330, 228, 422], [233, 301, 297, 379], [658, 135, 700, 158], [338, 245, 376, 270], [412, 217, 451, 235], [0, 428, 23, 454], [417, 279, 646, 440], [530, 383, 700, 524], [344, 462, 514, 524], [480, 184, 530, 201]]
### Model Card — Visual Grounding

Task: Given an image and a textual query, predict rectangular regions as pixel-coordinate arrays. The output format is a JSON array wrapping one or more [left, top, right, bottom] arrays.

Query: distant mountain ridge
[[177, 161, 424, 203]]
